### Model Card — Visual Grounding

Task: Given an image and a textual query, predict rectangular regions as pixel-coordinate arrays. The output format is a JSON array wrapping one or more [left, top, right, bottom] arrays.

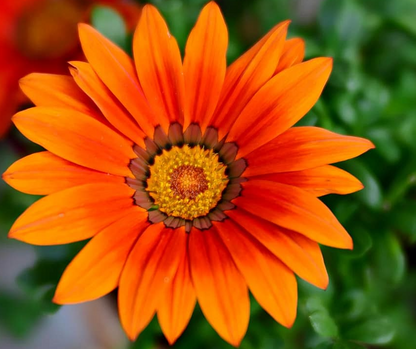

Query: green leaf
[[367, 127, 401, 163], [390, 201, 416, 242], [344, 317, 395, 345], [319, 0, 368, 58], [91, 5, 128, 51], [346, 227, 372, 258], [373, 232, 405, 285], [306, 298, 339, 338], [309, 310, 339, 338], [17, 259, 69, 292], [338, 290, 370, 321], [344, 160, 383, 210], [314, 341, 367, 349], [332, 340, 367, 349], [0, 291, 43, 338]]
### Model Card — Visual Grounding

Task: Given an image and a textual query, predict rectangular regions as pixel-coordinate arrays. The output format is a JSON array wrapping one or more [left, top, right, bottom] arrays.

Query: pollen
[[146, 145, 228, 220]]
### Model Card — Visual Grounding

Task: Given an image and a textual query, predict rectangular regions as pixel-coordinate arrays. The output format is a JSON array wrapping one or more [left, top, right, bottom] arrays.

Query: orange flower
[[0, 0, 140, 138], [3, 2, 374, 346]]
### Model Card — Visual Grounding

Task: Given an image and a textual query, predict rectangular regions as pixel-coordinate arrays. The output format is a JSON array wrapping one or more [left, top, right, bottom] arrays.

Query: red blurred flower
[[0, 0, 140, 137]]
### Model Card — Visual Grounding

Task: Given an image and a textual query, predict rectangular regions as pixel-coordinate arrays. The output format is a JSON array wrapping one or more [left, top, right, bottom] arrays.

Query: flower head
[[0, 0, 140, 137], [3, 2, 374, 346]]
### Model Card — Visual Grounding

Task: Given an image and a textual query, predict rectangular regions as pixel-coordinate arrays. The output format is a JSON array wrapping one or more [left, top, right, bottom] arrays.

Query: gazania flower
[[3, 2, 374, 346], [0, 0, 140, 138]]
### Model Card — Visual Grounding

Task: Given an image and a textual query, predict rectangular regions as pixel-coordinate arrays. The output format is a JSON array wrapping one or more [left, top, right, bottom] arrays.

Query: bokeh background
[[1, 0, 416, 348]]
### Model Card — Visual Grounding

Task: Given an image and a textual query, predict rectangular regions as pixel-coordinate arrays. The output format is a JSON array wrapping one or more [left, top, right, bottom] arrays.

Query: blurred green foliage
[[1, 0, 416, 348]]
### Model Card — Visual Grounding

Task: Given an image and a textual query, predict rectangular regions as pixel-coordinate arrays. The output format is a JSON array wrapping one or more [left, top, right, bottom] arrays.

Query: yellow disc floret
[[146, 145, 228, 220]]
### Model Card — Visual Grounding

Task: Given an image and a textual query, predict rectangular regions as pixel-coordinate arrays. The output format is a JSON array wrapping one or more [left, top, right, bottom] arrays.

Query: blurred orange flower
[[0, 0, 140, 137], [3, 1, 374, 346]]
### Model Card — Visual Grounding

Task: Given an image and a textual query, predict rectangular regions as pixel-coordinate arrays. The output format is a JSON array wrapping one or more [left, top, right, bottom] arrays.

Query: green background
[[1, 0, 416, 348]]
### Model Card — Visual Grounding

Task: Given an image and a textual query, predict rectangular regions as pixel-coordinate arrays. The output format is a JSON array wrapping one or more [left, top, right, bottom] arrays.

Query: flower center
[[146, 145, 228, 220], [15, 0, 83, 59], [170, 165, 209, 200]]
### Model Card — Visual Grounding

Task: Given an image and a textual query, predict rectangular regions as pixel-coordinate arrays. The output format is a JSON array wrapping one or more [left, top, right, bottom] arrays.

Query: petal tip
[[355, 182, 365, 192], [78, 23, 96, 43], [52, 293, 65, 305], [1, 170, 9, 181], [124, 327, 139, 342], [78, 22, 90, 32], [53, 284, 74, 305], [8, 228, 21, 241], [368, 139, 376, 150], [141, 3, 158, 15], [322, 56, 333, 69], [311, 56, 333, 71], [205, 1, 221, 9], [165, 335, 179, 346], [52, 290, 86, 305], [228, 337, 244, 348], [317, 274, 330, 290], [344, 236, 354, 250], [18, 73, 36, 88], [280, 313, 297, 329]]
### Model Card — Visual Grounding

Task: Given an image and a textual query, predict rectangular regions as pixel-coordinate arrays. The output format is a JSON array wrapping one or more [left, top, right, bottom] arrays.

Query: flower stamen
[[170, 165, 208, 200]]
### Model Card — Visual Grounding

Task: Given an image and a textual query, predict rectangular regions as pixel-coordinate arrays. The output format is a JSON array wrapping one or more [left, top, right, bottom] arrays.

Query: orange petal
[[227, 208, 328, 289], [119, 225, 187, 341], [12, 107, 136, 177], [227, 58, 333, 157], [214, 220, 297, 327], [19, 73, 99, 116], [9, 183, 136, 245], [211, 21, 289, 139], [183, 1, 228, 131], [69, 61, 146, 148], [244, 126, 375, 176], [2, 151, 124, 195], [189, 228, 250, 346], [133, 5, 185, 130], [234, 180, 353, 249], [78, 24, 156, 138], [158, 243, 196, 345], [284, 230, 328, 288], [252, 165, 364, 197], [53, 208, 148, 304], [274, 38, 305, 74]]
